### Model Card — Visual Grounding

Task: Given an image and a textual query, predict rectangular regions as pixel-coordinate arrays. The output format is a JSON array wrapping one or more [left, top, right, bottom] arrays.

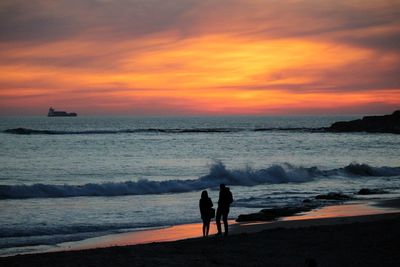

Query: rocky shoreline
[[236, 188, 386, 222], [327, 110, 400, 134]]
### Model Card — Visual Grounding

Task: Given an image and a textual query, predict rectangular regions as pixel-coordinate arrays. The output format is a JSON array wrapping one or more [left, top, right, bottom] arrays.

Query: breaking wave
[[3, 127, 325, 135], [1, 163, 399, 199]]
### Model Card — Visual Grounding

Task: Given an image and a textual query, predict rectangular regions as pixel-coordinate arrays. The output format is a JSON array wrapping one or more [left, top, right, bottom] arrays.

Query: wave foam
[[1, 162, 399, 199]]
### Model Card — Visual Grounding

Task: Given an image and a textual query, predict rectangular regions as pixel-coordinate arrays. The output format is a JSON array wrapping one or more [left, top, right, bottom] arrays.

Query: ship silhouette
[[47, 107, 77, 117]]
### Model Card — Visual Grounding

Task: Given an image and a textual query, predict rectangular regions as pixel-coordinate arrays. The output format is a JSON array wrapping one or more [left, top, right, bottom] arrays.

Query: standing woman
[[199, 190, 213, 237]]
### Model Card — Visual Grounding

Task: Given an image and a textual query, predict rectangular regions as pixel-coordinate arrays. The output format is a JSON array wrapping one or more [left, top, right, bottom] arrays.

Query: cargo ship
[[47, 107, 77, 117]]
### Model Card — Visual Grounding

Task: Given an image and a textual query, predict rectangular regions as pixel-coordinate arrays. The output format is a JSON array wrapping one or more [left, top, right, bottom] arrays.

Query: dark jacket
[[218, 187, 233, 209], [199, 197, 213, 219]]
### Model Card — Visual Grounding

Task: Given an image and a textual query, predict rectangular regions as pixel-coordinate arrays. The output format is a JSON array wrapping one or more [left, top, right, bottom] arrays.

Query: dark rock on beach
[[236, 204, 316, 222], [315, 192, 352, 201], [358, 188, 388, 195], [327, 110, 400, 134], [237, 192, 355, 222], [236, 211, 274, 222]]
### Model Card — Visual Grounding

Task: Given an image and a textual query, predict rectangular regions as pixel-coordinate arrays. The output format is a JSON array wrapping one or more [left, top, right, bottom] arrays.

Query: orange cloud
[[0, 0, 399, 115]]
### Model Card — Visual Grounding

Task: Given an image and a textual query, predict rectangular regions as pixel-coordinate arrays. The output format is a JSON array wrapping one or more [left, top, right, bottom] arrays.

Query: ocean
[[1, 116, 400, 256]]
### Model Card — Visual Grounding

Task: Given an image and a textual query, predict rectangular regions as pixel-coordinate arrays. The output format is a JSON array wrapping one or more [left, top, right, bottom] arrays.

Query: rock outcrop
[[236, 205, 315, 222], [357, 188, 387, 195], [236, 192, 353, 222], [328, 110, 400, 134], [315, 192, 352, 200]]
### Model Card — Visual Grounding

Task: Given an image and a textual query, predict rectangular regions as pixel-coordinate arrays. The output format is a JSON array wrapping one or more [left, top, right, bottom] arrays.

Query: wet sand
[[1, 199, 400, 267], [49, 198, 399, 252]]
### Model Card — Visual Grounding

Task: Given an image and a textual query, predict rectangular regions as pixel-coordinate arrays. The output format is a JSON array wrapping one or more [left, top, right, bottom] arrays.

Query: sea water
[[0, 116, 399, 255]]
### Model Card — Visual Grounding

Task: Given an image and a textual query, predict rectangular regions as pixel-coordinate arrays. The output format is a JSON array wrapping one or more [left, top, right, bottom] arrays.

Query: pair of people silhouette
[[199, 184, 233, 237]]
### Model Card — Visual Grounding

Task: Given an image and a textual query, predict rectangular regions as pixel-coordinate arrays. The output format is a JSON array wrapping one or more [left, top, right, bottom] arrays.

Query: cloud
[[0, 1, 78, 42], [337, 28, 400, 52], [0, 0, 198, 43], [1, 0, 399, 45], [251, 58, 400, 93], [0, 0, 399, 115]]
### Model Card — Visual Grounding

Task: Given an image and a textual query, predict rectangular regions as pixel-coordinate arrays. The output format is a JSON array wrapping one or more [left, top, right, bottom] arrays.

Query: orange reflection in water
[[283, 202, 399, 221], [58, 220, 235, 252]]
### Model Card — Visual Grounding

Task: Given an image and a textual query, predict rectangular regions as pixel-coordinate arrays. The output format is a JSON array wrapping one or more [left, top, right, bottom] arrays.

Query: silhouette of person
[[199, 190, 213, 237], [216, 183, 233, 236]]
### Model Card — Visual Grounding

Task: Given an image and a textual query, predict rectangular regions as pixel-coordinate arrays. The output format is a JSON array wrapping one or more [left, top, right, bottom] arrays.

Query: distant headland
[[328, 110, 400, 134], [47, 107, 77, 117]]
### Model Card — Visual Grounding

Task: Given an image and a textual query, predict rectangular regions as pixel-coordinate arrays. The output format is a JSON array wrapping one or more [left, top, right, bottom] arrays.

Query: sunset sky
[[1, 0, 399, 116]]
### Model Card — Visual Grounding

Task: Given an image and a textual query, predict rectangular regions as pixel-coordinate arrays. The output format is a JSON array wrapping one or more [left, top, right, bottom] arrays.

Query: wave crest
[[1, 162, 399, 199]]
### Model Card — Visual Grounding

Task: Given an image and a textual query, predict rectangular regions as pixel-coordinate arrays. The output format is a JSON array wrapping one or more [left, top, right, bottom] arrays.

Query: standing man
[[216, 183, 233, 236]]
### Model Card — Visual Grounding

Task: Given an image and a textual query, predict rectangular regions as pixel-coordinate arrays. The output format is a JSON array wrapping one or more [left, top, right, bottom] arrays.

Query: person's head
[[201, 190, 208, 199], [220, 184, 226, 190]]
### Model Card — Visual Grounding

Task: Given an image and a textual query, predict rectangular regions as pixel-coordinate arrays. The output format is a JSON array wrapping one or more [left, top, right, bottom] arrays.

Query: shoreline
[[50, 198, 400, 252], [1, 202, 400, 267], [2, 196, 400, 258]]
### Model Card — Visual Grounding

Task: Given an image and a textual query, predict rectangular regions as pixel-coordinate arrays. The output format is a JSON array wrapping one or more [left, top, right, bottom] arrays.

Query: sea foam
[[1, 162, 399, 199]]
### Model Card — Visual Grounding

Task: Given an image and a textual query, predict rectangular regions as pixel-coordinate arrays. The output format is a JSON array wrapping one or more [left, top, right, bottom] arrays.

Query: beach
[[1, 198, 400, 267]]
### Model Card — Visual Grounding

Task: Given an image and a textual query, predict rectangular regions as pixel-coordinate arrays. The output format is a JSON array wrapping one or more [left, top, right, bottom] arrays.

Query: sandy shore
[[48, 198, 399, 252], [1, 198, 400, 266], [1, 212, 399, 267]]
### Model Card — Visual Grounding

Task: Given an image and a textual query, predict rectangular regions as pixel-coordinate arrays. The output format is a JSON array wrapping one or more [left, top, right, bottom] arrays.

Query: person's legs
[[216, 208, 222, 235], [205, 219, 210, 236], [222, 209, 229, 236], [202, 221, 206, 237]]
